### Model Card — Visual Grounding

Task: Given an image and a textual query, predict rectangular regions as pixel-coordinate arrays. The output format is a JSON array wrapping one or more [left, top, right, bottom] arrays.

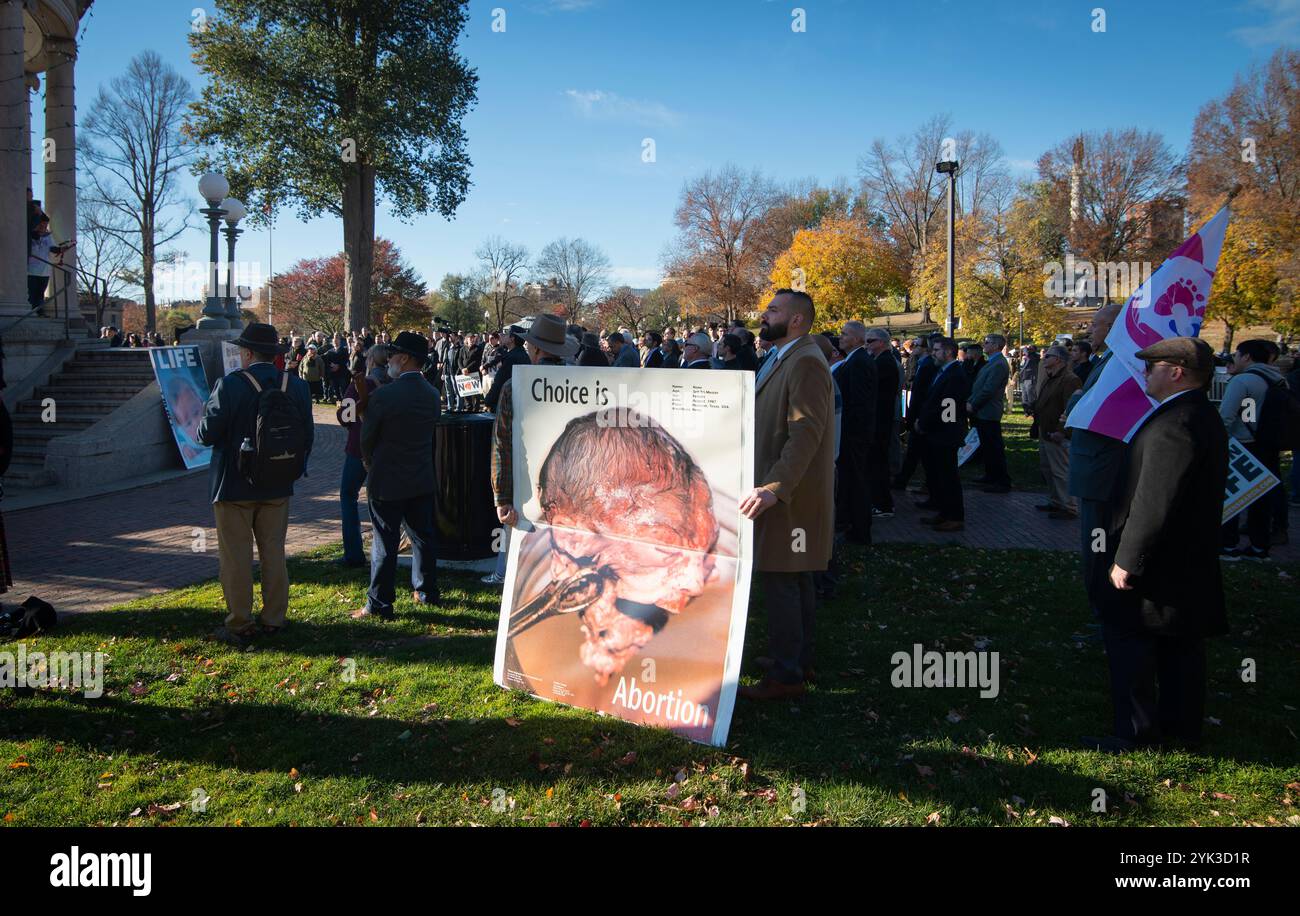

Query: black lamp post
[[1017, 302, 1025, 347], [220, 197, 247, 327], [196, 172, 230, 329], [936, 158, 959, 338]]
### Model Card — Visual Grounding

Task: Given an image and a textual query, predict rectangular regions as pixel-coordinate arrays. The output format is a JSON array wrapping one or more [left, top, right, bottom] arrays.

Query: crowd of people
[[191, 294, 1297, 753]]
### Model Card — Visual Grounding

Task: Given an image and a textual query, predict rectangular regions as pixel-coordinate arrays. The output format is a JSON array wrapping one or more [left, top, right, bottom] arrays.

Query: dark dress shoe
[[914, 500, 938, 509], [738, 677, 807, 701], [1080, 734, 1135, 754], [920, 515, 945, 525], [1048, 509, 1078, 520], [412, 590, 440, 606], [350, 607, 395, 621], [754, 657, 817, 683], [933, 520, 965, 532]]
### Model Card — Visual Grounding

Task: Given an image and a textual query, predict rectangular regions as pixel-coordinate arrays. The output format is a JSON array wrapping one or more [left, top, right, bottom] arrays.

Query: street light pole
[[196, 172, 230, 329], [1017, 302, 1025, 347], [936, 158, 959, 338], [220, 197, 247, 327]]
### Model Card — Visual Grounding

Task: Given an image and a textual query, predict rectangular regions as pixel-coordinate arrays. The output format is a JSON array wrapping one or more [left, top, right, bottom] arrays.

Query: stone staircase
[[6, 341, 156, 489]]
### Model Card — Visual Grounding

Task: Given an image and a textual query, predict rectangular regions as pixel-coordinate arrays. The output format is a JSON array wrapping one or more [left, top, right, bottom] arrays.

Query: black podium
[[434, 412, 498, 560]]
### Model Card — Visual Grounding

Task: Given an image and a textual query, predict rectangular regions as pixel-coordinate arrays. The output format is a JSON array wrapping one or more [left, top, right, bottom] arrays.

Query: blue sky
[[31, 0, 1300, 301]]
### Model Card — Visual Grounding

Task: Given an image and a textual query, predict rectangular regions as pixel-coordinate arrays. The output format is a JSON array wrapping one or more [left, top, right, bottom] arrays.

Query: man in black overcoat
[[1087, 337, 1228, 753]]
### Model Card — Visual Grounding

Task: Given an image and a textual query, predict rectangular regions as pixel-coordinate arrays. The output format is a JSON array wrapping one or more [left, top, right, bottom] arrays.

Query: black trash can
[[434, 412, 498, 560]]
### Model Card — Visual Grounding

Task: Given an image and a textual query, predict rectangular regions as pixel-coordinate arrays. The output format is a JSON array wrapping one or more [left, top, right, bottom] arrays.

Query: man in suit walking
[[1063, 304, 1125, 615], [914, 337, 970, 531], [864, 328, 901, 516], [893, 333, 941, 490], [835, 321, 877, 544], [968, 333, 1012, 492], [353, 331, 442, 619], [197, 322, 314, 647], [1087, 337, 1228, 752], [739, 289, 835, 700]]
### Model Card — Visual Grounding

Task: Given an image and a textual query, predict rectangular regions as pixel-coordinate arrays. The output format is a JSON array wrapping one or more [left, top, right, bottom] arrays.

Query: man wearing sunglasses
[[1086, 336, 1228, 754]]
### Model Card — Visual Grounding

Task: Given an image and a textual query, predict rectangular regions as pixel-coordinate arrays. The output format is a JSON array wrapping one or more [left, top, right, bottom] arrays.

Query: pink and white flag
[[1065, 206, 1230, 443]]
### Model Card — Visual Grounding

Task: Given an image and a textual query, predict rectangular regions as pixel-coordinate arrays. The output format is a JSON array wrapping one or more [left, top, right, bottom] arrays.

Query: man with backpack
[[198, 322, 314, 646], [1219, 339, 1293, 561]]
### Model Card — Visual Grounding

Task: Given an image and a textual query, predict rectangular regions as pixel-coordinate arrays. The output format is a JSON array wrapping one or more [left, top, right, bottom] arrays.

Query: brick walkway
[[4, 406, 355, 615], [3, 407, 1296, 615]]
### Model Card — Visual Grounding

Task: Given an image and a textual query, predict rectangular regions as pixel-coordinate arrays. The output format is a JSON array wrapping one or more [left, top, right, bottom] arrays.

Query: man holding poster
[[492, 314, 754, 746], [738, 289, 835, 701]]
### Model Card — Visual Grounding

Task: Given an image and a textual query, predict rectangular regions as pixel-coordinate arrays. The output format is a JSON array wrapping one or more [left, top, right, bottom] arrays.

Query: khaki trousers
[[1039, 439, 1076, 513], [213, 498, 291, 631]]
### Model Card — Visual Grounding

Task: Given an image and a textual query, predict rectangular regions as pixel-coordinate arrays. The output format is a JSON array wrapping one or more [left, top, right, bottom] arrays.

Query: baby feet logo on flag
[[1067, 206, 1230, 443]]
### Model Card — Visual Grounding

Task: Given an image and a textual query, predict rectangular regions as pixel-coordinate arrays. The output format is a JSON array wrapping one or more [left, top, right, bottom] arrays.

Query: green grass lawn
[[2, 543, 1297, 827]]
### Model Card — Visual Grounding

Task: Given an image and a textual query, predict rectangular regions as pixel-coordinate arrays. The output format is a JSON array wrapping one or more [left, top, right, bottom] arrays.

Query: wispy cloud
[[564, 89, 683, 128], [1233, 0, 1300, 46], [539, 0, 599, 12]]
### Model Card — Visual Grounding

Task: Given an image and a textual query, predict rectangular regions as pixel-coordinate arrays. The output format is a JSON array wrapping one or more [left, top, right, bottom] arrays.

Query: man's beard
[[759, 320, 788, 342]]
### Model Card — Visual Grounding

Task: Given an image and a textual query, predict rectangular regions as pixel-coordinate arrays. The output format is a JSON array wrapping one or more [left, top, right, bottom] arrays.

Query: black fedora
[[232, 322, 287, 355], [390, 330, 430, 361]]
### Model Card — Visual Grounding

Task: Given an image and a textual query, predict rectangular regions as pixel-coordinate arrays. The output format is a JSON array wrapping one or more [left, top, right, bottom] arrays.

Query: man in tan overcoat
[[738, 289, 836, 700]]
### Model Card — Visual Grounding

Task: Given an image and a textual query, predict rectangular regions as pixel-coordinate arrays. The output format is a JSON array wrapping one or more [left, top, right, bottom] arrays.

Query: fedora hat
[[524, 314, 578, 358], [232, 322, 287, 355], [390, 330, 429, 361]]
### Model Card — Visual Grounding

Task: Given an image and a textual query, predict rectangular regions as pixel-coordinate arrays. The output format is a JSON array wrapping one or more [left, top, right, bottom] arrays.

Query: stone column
[[0, 0, 30, 316], [44, 37, 76, 321]]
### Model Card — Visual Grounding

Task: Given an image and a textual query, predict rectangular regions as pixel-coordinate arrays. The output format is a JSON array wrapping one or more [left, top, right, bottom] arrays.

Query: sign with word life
[[149, 346, 213, 470], [494, 365, 755, 746], [1222, 435, 1279, 523]]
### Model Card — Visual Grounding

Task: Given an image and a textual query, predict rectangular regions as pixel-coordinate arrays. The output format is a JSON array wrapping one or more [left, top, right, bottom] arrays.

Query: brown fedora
[[523, 313, 578, 359]]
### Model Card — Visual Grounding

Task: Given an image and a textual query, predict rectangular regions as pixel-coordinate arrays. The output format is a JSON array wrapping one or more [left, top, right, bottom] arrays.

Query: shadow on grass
[[4, 692, 1131, 822]]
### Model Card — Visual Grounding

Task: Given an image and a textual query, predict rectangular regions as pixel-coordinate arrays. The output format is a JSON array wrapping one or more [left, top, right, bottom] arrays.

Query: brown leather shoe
[[738, 677, 807, 701], [933, 520, 965, 532]]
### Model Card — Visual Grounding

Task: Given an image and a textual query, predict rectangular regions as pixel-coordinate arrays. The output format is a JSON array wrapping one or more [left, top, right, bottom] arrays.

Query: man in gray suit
[[968, 333, 1012, 492], [353, 331, 441, 619], [607, 332, 640, 368], [1063, 304, 1125, 616]]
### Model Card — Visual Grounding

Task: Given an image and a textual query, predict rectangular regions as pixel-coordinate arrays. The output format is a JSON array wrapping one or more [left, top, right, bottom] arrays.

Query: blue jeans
[[340, 453, 368, 564], [367, 491, 439, 615]]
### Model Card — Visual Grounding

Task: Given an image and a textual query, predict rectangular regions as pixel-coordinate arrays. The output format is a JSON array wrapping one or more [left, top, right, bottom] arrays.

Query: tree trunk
[[142, 230, 157, 332], [1222, 322, 1236, 354], [342, 164, 376, 332]]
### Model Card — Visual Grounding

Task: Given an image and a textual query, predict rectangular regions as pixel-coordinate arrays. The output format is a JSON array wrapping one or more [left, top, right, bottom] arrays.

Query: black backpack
[[1244, 369, 1300, 452], [238, 370, 308, 489], [0, 597, 57, 638]]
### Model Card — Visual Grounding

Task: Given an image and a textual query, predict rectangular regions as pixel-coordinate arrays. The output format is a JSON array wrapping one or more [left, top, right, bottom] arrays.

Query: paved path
[[4, 406, 356, 615], [4, 407, 1297, 614]]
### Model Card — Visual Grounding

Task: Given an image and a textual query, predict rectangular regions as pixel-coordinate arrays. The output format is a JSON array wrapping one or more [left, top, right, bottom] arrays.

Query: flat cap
[[1134, 336, 1215, 373]]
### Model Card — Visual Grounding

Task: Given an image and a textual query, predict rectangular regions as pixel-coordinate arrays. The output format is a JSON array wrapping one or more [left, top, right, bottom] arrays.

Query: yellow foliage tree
[[765, 217, 905, 332]]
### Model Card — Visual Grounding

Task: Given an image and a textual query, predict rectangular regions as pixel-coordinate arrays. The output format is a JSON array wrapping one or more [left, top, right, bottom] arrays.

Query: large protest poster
[[149, 346, 213, 470], [493, 365, 754, 746], [1222, 436, 1280, 523]]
